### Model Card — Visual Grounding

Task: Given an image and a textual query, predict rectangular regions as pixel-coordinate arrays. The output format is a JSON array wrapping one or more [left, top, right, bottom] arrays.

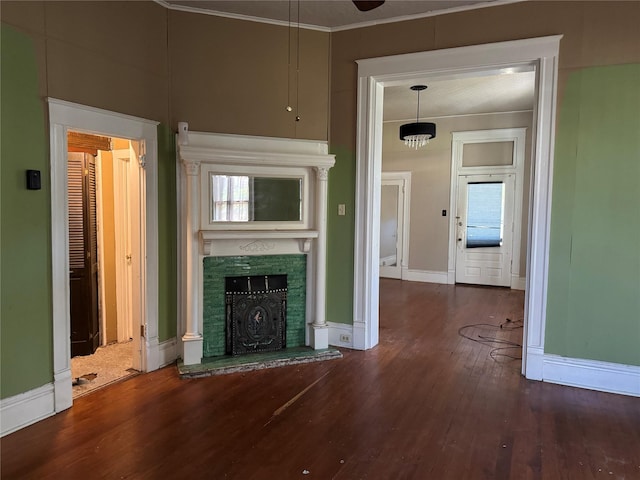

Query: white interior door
[[455, 174, 514, 286], [380, 180, 402, 279], [380, 180, 402, 278], [113, 149, 133, 343]]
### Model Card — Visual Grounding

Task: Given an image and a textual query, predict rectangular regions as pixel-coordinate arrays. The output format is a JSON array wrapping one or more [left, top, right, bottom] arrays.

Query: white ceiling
[[160, 0, 535, 119], [384, 71, 536, 122], [162, 0, 507, 31]]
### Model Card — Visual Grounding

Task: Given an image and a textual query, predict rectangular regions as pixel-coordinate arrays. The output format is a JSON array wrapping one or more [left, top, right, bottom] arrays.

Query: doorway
[[455, 174, 514, 286], [67, 132, 142, 397], [449, 127, 527, 288], [49, 99, 160, 412], [379, 172, 410, 280], [353, 36, 562, 382]]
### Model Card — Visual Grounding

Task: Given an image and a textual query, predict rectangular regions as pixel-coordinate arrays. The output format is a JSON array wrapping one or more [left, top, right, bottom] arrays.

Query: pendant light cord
[[296, 0, 301, 121], [416, 89, 420, 122], [286, 0, 292, 111]]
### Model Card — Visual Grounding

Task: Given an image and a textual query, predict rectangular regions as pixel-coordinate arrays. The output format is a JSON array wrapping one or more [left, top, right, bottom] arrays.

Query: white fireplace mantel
[[177, 129, 335, 365]]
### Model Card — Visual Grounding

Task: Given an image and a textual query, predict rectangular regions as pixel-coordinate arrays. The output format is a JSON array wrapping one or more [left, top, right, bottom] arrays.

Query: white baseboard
[[543, 354, 640, 397], [379, 255, 397, 267], [1, 383, 55, 437], [54, 368, 72, 413], [511, 275, 526, 290], [351, 320, 367, 350], [404, 269, 450, 284], [524, 346, 544, 381], [159, 337, 178, 367], [146, 336, 160, 372], [328, 321, 354, 349]]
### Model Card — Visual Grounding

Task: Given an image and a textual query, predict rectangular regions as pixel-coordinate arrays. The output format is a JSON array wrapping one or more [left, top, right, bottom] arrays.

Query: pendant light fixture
[[399, 85, 436, 149]]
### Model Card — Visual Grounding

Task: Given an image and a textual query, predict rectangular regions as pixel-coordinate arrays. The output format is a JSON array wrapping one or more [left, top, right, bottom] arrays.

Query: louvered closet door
[[68, 152, 100, 357]]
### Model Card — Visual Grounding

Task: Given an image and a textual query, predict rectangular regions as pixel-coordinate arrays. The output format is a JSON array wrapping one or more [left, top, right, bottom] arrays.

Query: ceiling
[[162, 0, 507, 31], [160, 0, 535, 119], [384, 71, 536, 122]]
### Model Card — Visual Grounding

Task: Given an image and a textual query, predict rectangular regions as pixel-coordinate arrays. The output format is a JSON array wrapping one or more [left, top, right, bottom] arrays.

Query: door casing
[[353, 36, 562, 382], [48, 99, 160, 413]]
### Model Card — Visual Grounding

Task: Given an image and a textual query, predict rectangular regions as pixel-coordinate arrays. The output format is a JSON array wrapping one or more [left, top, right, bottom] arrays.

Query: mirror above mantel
[[178, 131, 334, 232], [203, 167, 309, 229], [210, 174, 303, 223]]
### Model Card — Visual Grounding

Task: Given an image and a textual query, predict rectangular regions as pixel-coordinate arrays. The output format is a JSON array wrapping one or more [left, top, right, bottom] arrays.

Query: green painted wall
[[546, 64, 640, 366], [157, 124, 177, 342], [0, 25, 53, 398], [0, 26, 178, 398], [326, 146, 356, 324]]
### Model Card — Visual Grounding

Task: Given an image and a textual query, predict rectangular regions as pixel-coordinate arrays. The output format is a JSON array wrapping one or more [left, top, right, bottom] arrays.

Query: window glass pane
[[466, 182, 504, 248], [212, 175, 249, 222], [462, 142, 513, 167]]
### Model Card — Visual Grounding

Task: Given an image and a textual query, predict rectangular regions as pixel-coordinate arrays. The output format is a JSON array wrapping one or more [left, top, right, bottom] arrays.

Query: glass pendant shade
[[399, 85, 436, 149]]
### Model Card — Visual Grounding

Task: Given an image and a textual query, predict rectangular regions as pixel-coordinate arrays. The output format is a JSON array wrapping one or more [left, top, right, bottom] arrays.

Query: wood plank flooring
[[2, 280, 639, 479]]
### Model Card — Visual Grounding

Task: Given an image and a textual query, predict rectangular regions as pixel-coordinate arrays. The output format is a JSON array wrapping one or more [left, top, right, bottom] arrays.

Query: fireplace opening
[[225, 275, 287, 356]]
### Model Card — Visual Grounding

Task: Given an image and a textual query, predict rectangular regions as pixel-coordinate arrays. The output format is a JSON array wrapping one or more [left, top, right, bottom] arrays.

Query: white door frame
[[48, 99, 160, 413], [449, 128, 527, 288], [353, 36, 562, 381], [112, 148, 134, 344], [380, 171, 411, 279]]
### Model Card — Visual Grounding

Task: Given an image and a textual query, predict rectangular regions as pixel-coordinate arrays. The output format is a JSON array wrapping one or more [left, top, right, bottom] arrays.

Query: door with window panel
[[455, 174, 514, 286]]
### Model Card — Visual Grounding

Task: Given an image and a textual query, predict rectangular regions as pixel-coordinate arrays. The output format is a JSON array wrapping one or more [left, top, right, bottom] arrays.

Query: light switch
[[338, 204, 346, 216]]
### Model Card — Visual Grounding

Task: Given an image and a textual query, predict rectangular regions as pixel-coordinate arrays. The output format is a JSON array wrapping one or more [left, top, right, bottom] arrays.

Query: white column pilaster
[[311, 166, 330, 349], [182, 159, 203, 365]]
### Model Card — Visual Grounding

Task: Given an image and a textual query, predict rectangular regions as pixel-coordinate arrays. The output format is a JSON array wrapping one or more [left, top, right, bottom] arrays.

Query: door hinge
[[140, 324, 146, 337]]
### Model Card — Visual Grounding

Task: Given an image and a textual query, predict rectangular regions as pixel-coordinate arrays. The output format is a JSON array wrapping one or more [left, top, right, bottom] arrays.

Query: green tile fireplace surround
[[203, 254, 307, 358]]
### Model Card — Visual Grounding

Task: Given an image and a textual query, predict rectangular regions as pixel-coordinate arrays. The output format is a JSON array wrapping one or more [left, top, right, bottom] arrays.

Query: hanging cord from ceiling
[[286, 0, 292, 113], [285, 0, 301, 122], [295, 0, 301, 122]]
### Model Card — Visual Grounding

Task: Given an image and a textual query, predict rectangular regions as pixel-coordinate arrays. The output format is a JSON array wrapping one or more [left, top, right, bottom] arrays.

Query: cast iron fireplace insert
[[225, 274, 287, 356]]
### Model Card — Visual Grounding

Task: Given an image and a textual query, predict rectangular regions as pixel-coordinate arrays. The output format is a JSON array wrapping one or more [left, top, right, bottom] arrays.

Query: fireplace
[[225, 275, 287, 355], [178, 131, 335, 365]]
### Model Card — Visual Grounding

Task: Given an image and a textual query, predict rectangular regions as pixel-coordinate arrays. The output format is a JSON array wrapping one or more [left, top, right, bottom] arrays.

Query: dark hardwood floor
[[2, 280, 639, 479]]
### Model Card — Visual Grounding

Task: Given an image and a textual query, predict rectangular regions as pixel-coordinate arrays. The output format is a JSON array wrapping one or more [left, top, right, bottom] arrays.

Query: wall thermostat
[[26, 170, 41, 190]]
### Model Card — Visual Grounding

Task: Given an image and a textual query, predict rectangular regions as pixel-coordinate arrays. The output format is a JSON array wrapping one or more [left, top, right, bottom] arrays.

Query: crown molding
[[154, 0, 527, 33]]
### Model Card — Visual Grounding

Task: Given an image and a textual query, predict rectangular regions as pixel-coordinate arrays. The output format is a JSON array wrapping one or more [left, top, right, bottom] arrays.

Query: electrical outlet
[[339, 334, 351, 343], [338, 204, 346, 216]]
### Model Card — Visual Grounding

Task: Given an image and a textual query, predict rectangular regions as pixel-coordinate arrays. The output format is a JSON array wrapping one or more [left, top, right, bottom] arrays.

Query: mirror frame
[[200, 164, 311, 230]]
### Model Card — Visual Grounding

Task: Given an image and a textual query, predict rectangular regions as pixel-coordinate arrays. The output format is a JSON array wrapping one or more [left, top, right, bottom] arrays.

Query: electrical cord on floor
[[458, 318, 524, 362]]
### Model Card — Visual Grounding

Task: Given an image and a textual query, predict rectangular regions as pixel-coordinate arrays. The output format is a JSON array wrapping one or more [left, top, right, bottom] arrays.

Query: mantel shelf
[[200, 230, 319, 241], [200, 230, 319, 256]]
